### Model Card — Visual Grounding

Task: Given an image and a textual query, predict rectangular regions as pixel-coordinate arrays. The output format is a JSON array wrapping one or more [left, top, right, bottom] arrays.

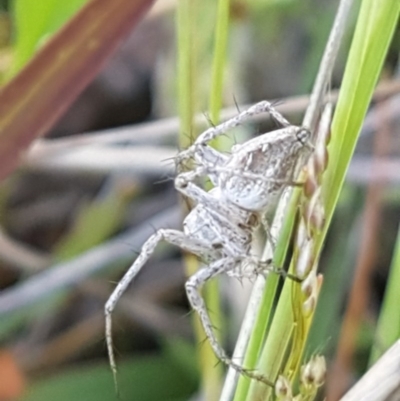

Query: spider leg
[[175, 170, 236, 218], [255, 259, 303, 283], [261, 214, 276, 252], [192, 145, 228, 167], [178, 101, 290, 162], [195, 147, 228, 186], [185, 257, 274, 386], [105, 229, 213, 393], [176, 145, 228, 186]]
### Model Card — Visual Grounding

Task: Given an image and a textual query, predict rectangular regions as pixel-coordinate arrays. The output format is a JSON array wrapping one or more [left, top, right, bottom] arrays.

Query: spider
[[105, 100, 313, 387]]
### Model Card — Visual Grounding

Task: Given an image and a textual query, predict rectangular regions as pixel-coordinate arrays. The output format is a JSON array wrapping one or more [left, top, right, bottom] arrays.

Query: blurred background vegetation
[[0, 0, 398, 400]]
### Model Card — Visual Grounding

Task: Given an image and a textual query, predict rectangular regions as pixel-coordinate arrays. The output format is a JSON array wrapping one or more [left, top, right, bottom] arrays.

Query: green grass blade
[[176, 1, 230, 398], [176, 0, 197, 147], [208, 0, 230, 124], [322, 0, 399, 235], [237, 1, 399, 399], [234, 190, 301, 401], [306, 188, 361, 354], [369, 223, 400, 364]]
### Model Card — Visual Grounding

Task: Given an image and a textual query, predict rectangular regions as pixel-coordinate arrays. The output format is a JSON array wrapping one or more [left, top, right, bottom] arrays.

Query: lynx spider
[[105, 101, 313, 387]]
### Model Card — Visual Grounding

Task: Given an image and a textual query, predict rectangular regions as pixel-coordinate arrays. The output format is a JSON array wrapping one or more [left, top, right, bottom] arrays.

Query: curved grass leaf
[[10, 0, 88, 76], [0, 0, 155, 181]]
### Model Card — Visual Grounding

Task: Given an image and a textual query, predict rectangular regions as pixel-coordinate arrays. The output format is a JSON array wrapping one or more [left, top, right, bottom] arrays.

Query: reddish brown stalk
[[0, 0, 155, 181]]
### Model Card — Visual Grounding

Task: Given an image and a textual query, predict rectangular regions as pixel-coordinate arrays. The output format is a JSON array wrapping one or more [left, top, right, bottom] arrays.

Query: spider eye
[[296, 128, 311, 145]]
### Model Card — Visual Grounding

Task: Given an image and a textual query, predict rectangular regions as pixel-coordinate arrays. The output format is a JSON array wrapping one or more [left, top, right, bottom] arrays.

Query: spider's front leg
[[105, 229, 212, 392], [176, 145, 228, 187], [175, 170, 242, 224], [185, 257, 274, 386], [177, 100, 290, 163]]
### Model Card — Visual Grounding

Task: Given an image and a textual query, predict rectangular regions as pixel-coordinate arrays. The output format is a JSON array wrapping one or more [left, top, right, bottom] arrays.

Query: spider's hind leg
[[105, 229, 212, 393], [261, 262, 303, 283], [253, 258, 303, 283], [185, 257, 275, 387]]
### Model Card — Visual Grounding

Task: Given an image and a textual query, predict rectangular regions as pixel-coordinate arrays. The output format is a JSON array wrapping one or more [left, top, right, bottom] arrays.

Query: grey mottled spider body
[[105, 101, 313, 388]]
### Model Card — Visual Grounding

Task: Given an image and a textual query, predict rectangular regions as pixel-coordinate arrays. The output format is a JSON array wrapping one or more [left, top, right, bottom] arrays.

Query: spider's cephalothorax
[[105, 101, 313, 387], [218, 126, 312, 211]]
